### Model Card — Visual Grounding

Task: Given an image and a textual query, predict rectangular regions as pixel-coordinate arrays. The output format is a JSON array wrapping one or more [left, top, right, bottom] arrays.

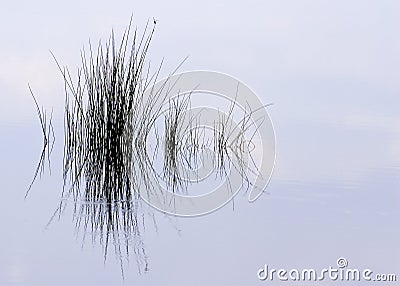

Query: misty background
[[0, 0, 399, 285]]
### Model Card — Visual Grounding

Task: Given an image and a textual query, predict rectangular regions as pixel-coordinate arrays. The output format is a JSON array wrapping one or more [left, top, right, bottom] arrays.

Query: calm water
[[1, 77, 398, 285]]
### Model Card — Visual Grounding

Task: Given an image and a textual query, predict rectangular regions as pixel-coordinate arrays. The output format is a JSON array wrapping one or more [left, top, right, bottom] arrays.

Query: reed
[[162, 95, 192, 191], [26, 85, 55, 199]]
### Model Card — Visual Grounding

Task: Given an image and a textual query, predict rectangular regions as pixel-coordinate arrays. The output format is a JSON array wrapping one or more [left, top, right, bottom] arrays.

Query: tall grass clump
[[56, 19, 164, 273]]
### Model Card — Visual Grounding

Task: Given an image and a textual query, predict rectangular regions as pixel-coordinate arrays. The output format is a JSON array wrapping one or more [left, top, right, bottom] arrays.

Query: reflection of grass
[[26, 85, 55, 199]]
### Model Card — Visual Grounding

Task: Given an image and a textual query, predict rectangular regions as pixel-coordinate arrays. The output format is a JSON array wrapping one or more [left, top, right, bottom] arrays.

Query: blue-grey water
[[1, 0, 399, 285]]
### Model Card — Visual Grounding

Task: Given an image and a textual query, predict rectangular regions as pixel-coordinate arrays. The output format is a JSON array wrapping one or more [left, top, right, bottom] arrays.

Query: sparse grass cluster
[[163, 95, 192, 190]]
